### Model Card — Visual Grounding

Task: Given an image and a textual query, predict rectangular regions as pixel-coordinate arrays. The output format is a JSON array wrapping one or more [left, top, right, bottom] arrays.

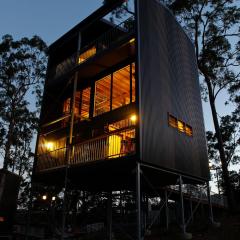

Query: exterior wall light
[[130, 114, 137, 123], [45, 142, 54, 151], [42, 195, 47, 200], [129, 38, 135, 44], [52, 196, 56, 201]]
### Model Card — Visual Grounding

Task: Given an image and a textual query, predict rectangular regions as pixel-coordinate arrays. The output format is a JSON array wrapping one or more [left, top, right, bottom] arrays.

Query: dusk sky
[[0, 0, 235, 131]]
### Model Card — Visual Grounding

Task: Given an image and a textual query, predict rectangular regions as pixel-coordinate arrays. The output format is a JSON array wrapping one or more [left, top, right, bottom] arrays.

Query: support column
[[179, 176, 186, 235], [207, 182, 214, 223], [165, 189, 169, 231], [106, 191, 112, 240], [61, 31, 81, 240], [190, 200, 194, 222], [179, 176, 192, 239], [136, 162, 141, 240]]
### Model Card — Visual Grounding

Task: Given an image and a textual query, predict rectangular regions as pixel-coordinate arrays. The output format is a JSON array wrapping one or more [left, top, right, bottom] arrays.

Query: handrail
[[50, 16, 135, 80], [167, 185, 227, 208], [79, 15, 135, 56], [36, 127, 136, 171]]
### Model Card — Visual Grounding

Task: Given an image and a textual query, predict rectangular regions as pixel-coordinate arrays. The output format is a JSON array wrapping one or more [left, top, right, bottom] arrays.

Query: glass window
[[94, 75, 111, 116], [80, 87, 91, 120], [185, 124, 193, 136], [168, 113, 193, 137], [132, 63, 136, 103], [177, 120, 185, 133], [63, 98, 71, 114], [63, 92, 80, 116], [108, 114, 137, 132], [112, 65, 130, 110], [78, 46, 96, 63], [169, 114, 178, 128], [63, 88, 90, 122]]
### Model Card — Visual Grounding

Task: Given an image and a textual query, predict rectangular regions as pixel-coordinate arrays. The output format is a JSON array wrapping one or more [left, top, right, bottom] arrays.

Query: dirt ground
[[145, 213, 240, 240]]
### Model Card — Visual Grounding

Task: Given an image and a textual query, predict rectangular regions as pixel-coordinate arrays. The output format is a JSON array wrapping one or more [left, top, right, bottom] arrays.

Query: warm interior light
[[108, 135, 121, 158], [52, 196, 56, 201], [45, 142, 54, 151], [130, 114, 137, 122], [129, 38, 135, 44], [42, 195, 47, 200]]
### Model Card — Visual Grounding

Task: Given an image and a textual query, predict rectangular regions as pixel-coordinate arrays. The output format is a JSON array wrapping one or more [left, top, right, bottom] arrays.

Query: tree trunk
[[205, 77, 236, 211], [3, 119, 14, 170]]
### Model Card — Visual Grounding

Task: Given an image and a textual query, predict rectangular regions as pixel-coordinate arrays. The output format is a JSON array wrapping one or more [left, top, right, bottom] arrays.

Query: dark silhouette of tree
[[0, 34, 47, 206], [207, 114, 240, 169], [207, 113, 239, 207]]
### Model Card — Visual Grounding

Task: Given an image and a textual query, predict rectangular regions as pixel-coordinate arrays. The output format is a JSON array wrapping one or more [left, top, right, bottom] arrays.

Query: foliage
[[0, 34, 47, 207], [103, 0, 134, 23], [207, 114, 240, 192]]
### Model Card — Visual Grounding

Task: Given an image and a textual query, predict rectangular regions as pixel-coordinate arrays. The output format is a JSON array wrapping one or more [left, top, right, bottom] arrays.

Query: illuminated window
[[63, 92, 80, 116], [108, 114, 137, 132], [63, 88, 90, 122], [94, 62, 136, 116], [38, 136, 66, 154], [177, 120, 185, 133], [78, 46, 96, 63], [74, 91, 81, 116], [108, 128, 136, 158], [185, 124, 193, 136], [168, 113, 193, 137], [94, 75, 111, 116], [80, 87, 91, 120], [168, 114, 178, 128], [112, 65, 130, 110], [63, 98, 71, 114], [132, 63, 136, 103]]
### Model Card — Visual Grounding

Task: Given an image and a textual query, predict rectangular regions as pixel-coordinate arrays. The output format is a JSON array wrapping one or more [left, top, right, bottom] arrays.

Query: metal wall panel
[[137, 0, 209, 180]]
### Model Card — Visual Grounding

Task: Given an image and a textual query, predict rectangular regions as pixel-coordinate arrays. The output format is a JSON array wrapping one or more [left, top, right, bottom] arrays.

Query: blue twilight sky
[[0, 0, 235, 130]]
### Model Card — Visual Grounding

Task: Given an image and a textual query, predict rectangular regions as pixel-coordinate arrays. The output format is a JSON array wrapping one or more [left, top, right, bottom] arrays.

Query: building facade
[[34, 0, 209, 190]]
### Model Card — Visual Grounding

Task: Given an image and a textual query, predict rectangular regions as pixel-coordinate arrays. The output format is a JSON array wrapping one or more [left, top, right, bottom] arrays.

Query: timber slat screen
[[36, 127, 136, 171]]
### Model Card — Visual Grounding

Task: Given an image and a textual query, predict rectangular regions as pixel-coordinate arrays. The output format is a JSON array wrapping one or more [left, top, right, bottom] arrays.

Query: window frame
[[93, 62, 136, 117]]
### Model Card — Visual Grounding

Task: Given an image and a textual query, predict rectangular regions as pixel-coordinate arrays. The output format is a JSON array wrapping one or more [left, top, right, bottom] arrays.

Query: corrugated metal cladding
[[137, 0, 209, 180]]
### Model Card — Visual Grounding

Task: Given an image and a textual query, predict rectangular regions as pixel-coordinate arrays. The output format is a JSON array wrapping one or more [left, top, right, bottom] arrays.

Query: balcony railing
[[36, 147, 66, 172], [36, 127, 136, 172], [50, 16, 135, 80]]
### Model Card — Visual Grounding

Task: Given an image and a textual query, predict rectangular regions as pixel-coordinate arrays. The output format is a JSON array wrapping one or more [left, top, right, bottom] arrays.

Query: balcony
[[50, 16, 135, 80], [36, 127, 136, 172]]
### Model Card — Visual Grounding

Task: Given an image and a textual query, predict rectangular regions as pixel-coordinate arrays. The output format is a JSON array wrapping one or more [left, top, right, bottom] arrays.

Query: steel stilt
[[165, 189, 169, 231], [179, 176, 186, 234], [136, 162, 141, 240], [107, 191, 112, 240], [207, 181, 214, 223]]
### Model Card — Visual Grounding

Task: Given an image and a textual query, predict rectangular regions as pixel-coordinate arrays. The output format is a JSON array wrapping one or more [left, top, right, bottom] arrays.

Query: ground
[[145, 213, 240, 240]]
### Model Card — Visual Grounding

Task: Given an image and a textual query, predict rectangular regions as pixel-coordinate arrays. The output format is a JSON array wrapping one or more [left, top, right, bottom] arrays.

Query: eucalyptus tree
[[159, 0, 240, 210], [0, 34, 47, 174], [207, 114, 240, 177]]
